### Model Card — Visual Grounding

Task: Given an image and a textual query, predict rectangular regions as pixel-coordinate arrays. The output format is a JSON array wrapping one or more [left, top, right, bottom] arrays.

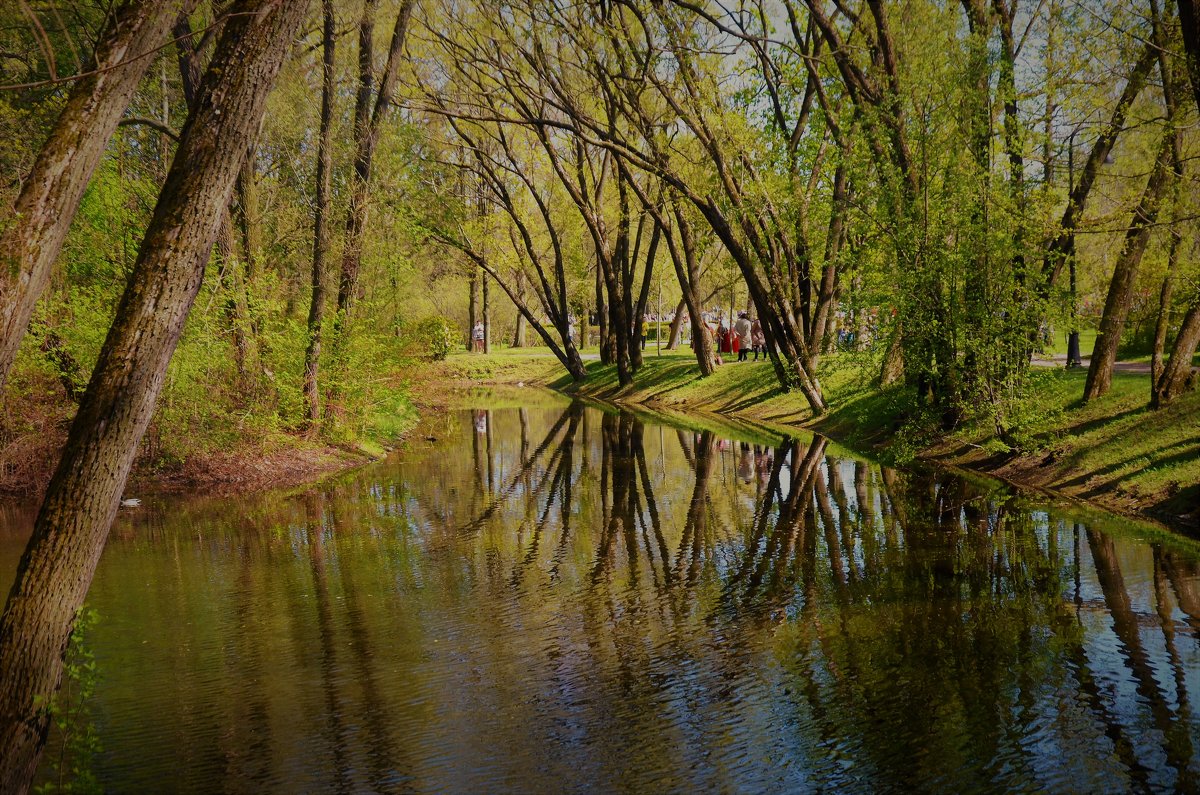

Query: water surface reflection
[[2, 400, 1198, 792]]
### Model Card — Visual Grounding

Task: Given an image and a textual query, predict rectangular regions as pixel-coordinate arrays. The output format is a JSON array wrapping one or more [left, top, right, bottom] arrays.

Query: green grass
[[1045, 327, 1097, 357], [428, 350, 567, 385], [934, 368, 1200, 525]]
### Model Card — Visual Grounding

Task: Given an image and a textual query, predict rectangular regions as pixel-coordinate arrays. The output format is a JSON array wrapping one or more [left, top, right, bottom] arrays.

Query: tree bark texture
[[0, 3, 308, 791], [1152, 301, 1200, 408], [0, 0, 187, 395], [304, 0, 337, 427], [1178, 0, 1200, 115], [176, 12, 260, 389]]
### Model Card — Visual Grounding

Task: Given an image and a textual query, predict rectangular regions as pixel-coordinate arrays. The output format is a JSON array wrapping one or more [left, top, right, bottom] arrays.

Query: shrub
[[409, 315, 456, 361]]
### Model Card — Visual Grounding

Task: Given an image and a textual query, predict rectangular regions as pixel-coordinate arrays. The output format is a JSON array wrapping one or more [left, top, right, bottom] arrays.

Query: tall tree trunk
[[304, 0, 337, 428], [333, 0, 415, 329], [234, 146, 266, 367], [482, 269, 491, 353], [666, 297, 686, 349], [1178, 0, 1200, 114], [175, 11, 257, 387], [467, 266, 478, 348], [663, 207, 716, 375], [512, 271, 528, 347], [1150, 0, 1185, 398], [1155, 0, 1200, 408], [596, 265, 613, 363], [0, 0, 185, 395], [214, 210, 251, 386], [1152, 301, 1200, 408], [1084, 134, 1173, 401], [0, 2, 307, 791]]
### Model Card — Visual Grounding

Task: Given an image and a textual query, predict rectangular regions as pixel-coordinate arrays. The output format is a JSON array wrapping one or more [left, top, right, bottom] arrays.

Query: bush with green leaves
[[403, 315, 456, 361]]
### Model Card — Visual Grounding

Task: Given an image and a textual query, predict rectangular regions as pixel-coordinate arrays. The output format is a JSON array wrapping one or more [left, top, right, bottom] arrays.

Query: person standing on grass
[[734, 311, 753, 362], [472, 321, 485, 352], [751, 317, 765, 360]]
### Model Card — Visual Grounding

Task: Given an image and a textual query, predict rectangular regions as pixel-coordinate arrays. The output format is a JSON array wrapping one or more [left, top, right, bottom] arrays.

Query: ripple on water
[[12, 404, 1200, 793]]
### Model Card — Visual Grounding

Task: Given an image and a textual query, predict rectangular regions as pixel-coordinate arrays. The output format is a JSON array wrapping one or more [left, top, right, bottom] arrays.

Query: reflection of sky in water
[[0, 402, 1197, 793]]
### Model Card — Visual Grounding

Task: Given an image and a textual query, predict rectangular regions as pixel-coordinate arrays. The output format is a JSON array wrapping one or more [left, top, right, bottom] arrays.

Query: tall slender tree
[[303, 0, 338, 427]]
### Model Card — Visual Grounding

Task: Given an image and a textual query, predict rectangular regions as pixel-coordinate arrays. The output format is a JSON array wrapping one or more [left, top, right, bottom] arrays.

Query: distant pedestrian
[[751, 318, 765, 360], [734, 312, 753, 362], [472, 321, 485, 352]]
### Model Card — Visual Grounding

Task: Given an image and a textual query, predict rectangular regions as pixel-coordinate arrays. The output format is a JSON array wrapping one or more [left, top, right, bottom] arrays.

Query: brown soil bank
[[0, 370, 414, 503], [429, 351, 1200, 534]]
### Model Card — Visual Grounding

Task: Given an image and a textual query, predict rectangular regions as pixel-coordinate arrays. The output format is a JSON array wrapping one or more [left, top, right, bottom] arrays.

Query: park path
[[1031, 354, 1150, 375]]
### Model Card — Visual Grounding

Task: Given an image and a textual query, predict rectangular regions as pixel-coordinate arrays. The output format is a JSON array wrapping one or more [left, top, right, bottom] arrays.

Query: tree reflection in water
[[8, 401, 1199, 792], [440, 404, 1200, 791]]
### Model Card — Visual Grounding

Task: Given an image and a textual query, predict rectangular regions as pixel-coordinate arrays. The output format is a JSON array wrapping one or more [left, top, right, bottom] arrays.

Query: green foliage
[[34, 607, 101, 795], [404, 315, 456, 361]]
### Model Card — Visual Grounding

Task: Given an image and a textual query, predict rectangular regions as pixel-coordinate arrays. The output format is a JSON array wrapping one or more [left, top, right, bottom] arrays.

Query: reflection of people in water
[[737, 442, 754, 483], [755, 445, 773, 485], [473, 409, 487, 434]]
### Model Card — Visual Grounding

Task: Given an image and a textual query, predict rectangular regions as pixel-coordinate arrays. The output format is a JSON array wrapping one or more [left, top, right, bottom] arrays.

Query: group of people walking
[[730, 311, 766, 362]]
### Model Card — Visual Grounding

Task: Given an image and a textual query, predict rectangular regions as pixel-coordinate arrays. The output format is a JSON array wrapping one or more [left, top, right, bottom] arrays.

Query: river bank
[[427, 349, 1200, 534], [0, 368, 421, 501]]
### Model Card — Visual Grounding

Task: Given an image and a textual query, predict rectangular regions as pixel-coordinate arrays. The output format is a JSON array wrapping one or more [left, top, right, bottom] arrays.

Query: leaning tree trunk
[[0, 2, 307, 791], [666, 297, 686, 349], [1152, 300, 1200, 408], [0, 0, 185, 395], [661, 209, 716, 375], [1085, 133, 1172, 401], [303, 0, 337, 428], [176, 12, 258, 388]]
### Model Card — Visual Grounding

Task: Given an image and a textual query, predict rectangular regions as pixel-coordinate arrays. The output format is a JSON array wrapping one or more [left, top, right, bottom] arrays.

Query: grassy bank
[[428, 348, 1199, 532]]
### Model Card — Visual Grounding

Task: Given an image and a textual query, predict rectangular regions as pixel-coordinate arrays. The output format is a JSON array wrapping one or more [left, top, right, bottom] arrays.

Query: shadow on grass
[[1060, 441, 1200, 494], [1056, 405, 1145, 439]]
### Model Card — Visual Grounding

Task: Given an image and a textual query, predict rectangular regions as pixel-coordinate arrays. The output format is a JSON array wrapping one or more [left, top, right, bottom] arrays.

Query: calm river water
[[3, 394, 1199, 793]]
